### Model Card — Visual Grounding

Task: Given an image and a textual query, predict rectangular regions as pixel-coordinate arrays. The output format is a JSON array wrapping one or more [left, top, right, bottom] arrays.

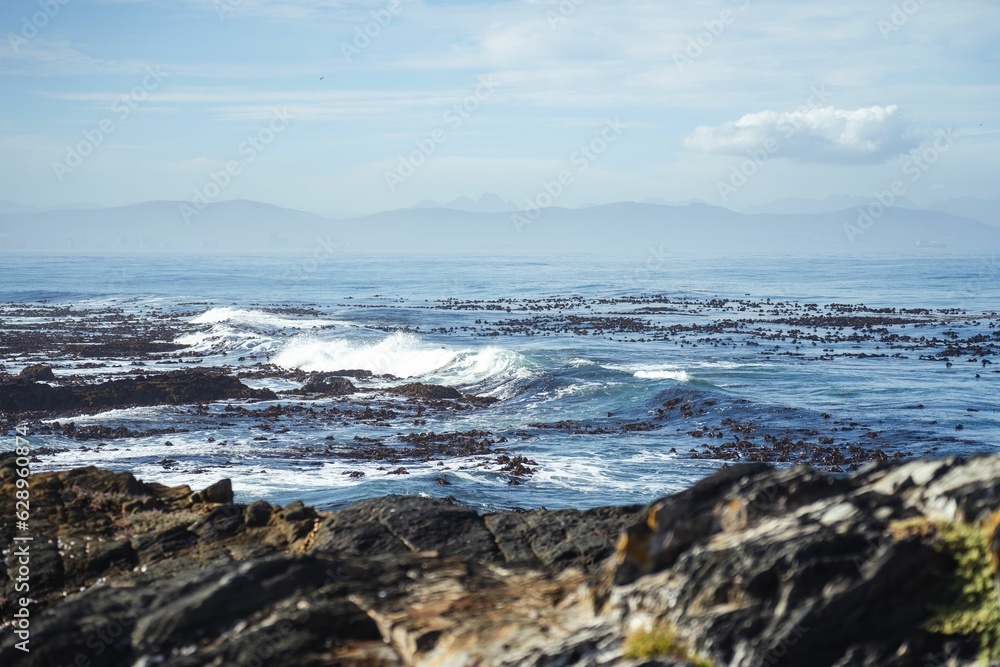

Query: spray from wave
[[274, 332, 456, 378], [190, 307, 337, 329], [274, 332, 538, 397], [176, 307, 338, 356]]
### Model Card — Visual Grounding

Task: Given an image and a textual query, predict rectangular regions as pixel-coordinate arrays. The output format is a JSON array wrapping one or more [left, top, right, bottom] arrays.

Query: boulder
[[18, 363, 56, 382], [299, 374, 357, 395]]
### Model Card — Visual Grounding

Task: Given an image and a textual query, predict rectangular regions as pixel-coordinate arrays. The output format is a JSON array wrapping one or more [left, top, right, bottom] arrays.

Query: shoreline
[[2, 452, 998, 665]]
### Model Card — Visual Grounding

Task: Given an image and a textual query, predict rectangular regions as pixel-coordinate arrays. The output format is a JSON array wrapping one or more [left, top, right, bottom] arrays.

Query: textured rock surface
[[0, 369, 277, 415], [1, 453, 999, 666]]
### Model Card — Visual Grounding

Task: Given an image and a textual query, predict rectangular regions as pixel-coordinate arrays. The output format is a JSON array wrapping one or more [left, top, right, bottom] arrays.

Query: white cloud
[[683, 105, 918, 164]]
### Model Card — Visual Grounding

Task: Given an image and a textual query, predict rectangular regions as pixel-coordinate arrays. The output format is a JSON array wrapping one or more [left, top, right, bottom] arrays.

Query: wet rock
[[0, 369, 277, 415], [386, 382, 463, 400], [18, 363, 55, 382], [298, 374, 357, 395]]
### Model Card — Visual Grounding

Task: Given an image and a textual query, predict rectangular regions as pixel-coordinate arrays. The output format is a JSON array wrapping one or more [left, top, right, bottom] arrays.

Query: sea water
[[1, 253, 997, 511]]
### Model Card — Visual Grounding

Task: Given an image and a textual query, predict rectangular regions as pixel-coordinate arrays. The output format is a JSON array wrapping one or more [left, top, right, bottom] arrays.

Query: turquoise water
[[1, 254, 997, 510]]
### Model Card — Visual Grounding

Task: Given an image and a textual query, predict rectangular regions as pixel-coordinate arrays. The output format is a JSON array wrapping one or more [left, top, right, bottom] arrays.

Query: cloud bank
[[683, 106, 917, 164]]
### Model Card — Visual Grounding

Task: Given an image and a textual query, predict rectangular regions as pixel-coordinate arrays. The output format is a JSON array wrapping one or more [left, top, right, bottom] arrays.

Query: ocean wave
[[176, 307, 339, 356], [191, 307, 337, 329], [424, 347, 538, 398], [175, 326, 279, 356], [273, 332, 539, 395], [274, 332, 457, 378]]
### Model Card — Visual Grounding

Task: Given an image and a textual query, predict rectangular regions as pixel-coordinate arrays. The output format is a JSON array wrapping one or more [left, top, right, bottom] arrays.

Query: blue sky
[[1, 0, 997, 214]]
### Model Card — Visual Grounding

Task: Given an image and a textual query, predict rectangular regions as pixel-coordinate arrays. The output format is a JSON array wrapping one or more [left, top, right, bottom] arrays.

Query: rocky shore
[[2, 453, 999, 666]]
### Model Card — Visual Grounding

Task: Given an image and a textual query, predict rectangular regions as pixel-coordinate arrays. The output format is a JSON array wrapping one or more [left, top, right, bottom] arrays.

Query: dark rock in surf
[[0, 369, 276, 415], [18, 363, 56, 382], [386, 382, 463, 400], [297, 374, 357, 396]]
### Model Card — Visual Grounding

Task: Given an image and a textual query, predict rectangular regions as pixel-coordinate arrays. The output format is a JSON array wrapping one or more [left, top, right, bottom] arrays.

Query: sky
[[1, 0, 998, 215]]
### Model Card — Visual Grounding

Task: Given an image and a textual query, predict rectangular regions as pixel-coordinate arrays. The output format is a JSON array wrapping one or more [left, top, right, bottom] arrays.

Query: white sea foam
[[274, 333, 538, 394], [274, 332, 457, 378], [177, 307, 339, 356], [424, 347, 537, 397], [633, 369, 691, 382], [174, 326, 277, 355], [191, 307, 336, 329], [604, 363, 691, 383]]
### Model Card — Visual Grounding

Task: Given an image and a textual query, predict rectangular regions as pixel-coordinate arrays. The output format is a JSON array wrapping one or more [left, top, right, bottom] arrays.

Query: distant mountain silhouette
[[413, 194, 516, 213], [1, 198, 997, 256], [924, 197, 1000, 227], [743, 195, 921, 215]]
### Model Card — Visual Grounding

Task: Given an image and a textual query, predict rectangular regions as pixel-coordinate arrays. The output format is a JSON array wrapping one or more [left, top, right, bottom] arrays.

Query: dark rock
[[0, 369, 277, 415], [319, 369, 375, 380], [298, 374, 357, 395], [244, 500, 273, 527], [18, 363, 55, 382], [385, 382, 463, 400], [3, 456, 1000, 666], [191, 478, 233, 504]]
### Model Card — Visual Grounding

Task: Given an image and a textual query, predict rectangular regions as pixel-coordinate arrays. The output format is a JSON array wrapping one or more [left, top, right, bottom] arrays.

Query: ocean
[[2, 253, 998, 511]]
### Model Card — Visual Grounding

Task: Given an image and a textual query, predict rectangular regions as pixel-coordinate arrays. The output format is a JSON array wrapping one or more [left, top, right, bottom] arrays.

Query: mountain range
[[1, 196, 998, 256]]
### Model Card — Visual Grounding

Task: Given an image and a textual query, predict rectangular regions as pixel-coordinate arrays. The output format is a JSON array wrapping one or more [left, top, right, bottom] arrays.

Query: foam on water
[[424, 347, 538, 397], [191, 307, 337, 329], [177, 307, 341, 356], [274, 332, 539, 392], [633, 369, 691, 382], [274, 332, 457, 378], [604, 363, 691, 383]]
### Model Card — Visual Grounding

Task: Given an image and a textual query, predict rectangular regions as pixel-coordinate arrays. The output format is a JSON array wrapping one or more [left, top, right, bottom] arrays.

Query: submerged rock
[[1, 454, 999, 666]]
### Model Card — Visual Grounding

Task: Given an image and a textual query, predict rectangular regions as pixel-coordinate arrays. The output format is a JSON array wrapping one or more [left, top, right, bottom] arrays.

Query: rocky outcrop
[[17, 365, 55, 383], [386, 382, 464, 400], [296, 374, 357, 396], [0, 369, 277, 415], [2, 454, 999, 666]]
